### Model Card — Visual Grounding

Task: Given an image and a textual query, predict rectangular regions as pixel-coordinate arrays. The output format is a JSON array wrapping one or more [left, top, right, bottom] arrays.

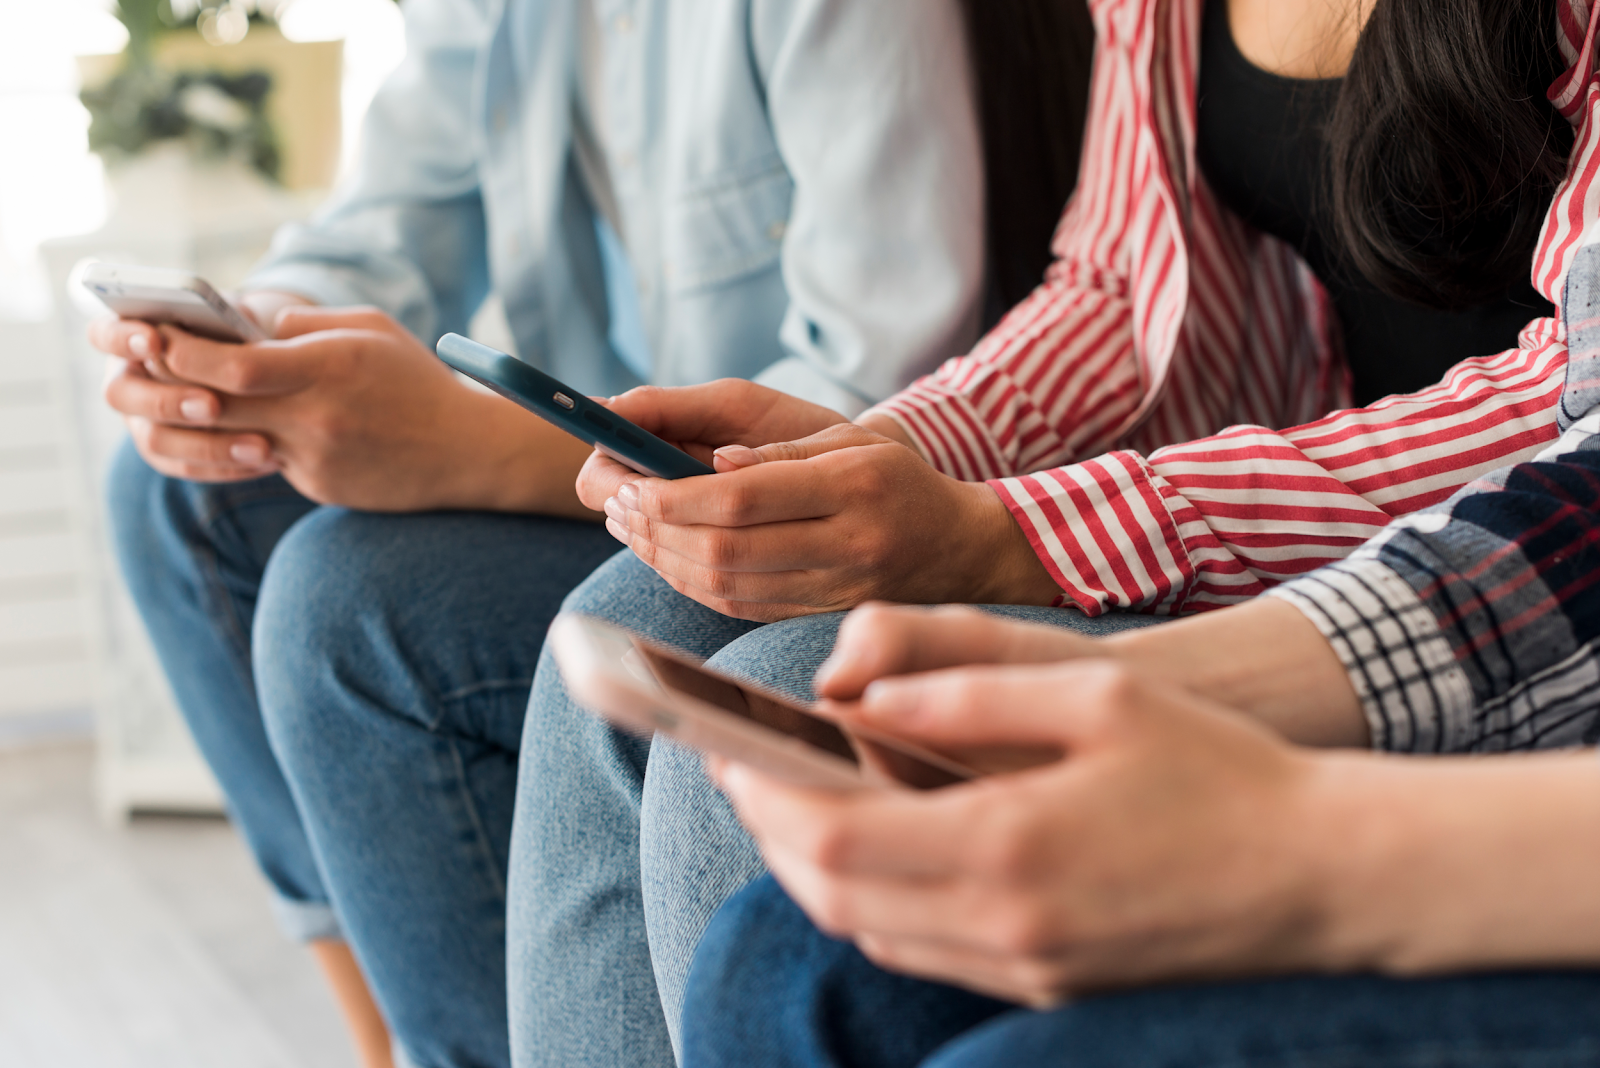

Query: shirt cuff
[[1267, 556, 1475, 753], [862, 379, 1011, 482]]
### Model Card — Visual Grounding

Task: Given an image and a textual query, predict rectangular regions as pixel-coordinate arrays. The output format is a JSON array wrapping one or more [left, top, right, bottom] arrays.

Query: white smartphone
[[78, 262, 264, 344], [549, 613, 979, 791]]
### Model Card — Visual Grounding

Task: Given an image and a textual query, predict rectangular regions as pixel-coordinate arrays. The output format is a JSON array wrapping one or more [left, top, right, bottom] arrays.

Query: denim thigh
[[508, 551, 765, 1068], [647, 603, 1167, 1054], [255, 507, 619, 1068], [686, 877, 1600, 1068], [104, 440, 331, 936]]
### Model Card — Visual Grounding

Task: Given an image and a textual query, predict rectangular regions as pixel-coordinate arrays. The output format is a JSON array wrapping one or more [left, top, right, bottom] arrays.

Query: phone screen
[[634, 646, 861, 765], [633, 644, 972, 789]]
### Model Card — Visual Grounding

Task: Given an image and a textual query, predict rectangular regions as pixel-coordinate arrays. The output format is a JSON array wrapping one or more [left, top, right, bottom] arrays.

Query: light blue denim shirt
[[247, 0, 986, 414]]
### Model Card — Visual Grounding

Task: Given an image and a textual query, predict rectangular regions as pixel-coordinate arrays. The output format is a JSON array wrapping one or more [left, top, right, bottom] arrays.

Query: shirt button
[[616, 150, 637, 169], [614, 12, 635, 32], [768, 220, 788, 242]]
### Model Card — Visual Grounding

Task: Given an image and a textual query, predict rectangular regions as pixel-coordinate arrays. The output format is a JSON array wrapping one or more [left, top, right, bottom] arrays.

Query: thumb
[[271, 304, 395, 340], [712, 422, 889, 472], [849, 661, 1144, 757]]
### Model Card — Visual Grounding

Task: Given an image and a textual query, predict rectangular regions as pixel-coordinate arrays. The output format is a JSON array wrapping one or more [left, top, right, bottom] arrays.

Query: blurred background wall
[[0, 0, 405, 818]]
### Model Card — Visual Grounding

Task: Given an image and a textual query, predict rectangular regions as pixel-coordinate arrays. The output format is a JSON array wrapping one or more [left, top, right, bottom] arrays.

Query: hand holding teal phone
[[435, 334, 715, 480]]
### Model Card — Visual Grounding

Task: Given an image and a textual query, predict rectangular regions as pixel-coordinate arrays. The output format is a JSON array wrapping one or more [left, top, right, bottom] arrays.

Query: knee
[[556, 548, 671, 625], [705, 613, 847, 702], [680, 876, 821, 1062], [255, 509, 412, 742]]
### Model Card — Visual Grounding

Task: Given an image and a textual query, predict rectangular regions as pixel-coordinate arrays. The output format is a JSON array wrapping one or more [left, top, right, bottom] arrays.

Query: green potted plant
[[79, 0, 344, 191]]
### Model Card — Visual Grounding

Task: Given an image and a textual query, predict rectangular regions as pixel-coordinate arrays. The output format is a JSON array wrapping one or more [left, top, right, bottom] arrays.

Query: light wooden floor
[[0, 741, 357, 1068]]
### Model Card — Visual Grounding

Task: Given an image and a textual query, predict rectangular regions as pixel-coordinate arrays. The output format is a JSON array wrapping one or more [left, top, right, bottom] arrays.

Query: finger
[[159, 326, 324, 396], [721, 762, 979, 880], [854, 662, 1141, 753], [269, 304, 395, 340], [624, 441, 903, 528], [88, 316, 165, 361], [104, 360, 224, 426], [127, 417, 278, 480], [647, 565, 819, 624], [711, 422, 890, 471], [816, 605, 1101, 699], [604, 498, 851, 574], [603, 380, 840, 446], [577, 451, 644, 512], [606, 518, 845, 609]]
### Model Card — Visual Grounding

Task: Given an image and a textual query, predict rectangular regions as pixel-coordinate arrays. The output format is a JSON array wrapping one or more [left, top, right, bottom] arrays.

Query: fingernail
[[617, 483, 640, 509], [813, 656, 840, 690], [230, 442, 266, 465], [180, 397, 211, 423], [605, 518, 631, 544], [714, 444, 760, 467], [128, 333, 149, 358], [603, 496, 626, 521]]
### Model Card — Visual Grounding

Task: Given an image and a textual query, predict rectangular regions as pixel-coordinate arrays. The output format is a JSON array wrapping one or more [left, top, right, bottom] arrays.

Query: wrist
[[954, 481, 1060, 606], [1104, 597, 1368, 747], [433, 386, 599, 517]]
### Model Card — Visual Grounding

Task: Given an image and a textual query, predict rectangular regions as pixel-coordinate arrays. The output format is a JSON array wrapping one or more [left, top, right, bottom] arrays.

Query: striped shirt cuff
[[987, 451, 1192, 615], [864, 381, 1011, 483], [1267, 557, 1474, 753]]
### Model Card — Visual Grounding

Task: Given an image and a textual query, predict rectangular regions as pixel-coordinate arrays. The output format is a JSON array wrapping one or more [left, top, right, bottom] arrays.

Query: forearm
[[1105, 596, 1369, 747], [1303, 748, 1600, 974]]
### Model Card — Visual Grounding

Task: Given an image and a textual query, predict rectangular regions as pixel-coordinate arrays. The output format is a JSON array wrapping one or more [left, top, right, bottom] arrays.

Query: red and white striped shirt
[[868, 0, 1600, 616]]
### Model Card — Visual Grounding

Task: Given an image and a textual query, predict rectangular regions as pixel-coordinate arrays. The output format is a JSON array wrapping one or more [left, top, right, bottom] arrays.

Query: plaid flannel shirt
[[1269, 242, 1600, 752]]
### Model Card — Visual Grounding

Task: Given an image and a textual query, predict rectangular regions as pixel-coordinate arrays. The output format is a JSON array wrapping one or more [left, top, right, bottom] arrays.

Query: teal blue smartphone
[[436, 334, 715, 480]]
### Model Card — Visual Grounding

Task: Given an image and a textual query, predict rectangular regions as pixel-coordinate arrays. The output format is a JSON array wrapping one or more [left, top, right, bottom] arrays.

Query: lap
[[930, 971, 1600, 1068], [685, 876, 1600, 1068], [255, 508, 620, 746]]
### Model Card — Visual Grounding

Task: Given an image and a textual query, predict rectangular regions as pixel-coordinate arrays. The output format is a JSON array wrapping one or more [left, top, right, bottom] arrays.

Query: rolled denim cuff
[[268, 891, 343, 943]]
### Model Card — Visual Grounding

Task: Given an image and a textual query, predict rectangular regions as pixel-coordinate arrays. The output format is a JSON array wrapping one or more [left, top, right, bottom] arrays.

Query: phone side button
[[584, 410, 614, 431], [615, 427, 645, 448]]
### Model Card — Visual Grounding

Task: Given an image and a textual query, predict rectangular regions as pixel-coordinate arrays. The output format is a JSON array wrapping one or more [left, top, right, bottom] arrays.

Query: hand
[[587, 386, 1058, 621], [99, 306, 598, 514], [91, 290, 313, 482], [574, 379, 851, 510], [715, 659, 1333, 1006], [812, 603, 1102, 700]]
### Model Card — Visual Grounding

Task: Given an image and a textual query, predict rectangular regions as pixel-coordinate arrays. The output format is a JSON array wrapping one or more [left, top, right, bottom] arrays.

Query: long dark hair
[[1329, 0, 1574, 308], [958, 0, 1096, 314]]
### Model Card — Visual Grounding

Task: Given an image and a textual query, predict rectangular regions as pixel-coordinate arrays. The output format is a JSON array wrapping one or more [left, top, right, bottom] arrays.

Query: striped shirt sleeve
[[982, 331, 1567, 616], [1265, 241, 1600, 754], [862, 0, 1600, 619]]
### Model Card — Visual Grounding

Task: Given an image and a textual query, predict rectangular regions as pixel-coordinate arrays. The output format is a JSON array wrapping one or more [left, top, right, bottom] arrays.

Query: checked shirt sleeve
[[1267, 243, 1600, 754]]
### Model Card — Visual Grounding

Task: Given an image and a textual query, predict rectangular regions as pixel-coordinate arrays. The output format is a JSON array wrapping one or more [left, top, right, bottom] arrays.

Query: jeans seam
[[444, 736, 509, 900]]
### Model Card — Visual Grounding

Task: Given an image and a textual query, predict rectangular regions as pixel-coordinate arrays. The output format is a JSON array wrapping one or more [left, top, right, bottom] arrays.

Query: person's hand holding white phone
[[85, 266, 599, 516], [86, 266, 311, 483]]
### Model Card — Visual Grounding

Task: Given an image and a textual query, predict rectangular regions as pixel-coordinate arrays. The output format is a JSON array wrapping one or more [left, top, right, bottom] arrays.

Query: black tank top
[[1195, 0, 1553, 406]]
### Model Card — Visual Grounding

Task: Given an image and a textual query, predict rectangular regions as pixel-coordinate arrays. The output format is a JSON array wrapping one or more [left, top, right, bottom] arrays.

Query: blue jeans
[[506, 551, 1163, 1068], [682, 877, 1600, 1068], [105, 441, 621, 1068]]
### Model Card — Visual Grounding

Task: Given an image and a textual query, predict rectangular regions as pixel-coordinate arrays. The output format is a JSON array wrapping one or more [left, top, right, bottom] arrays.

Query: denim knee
[[680, 876, 1007, 1068], [703, 613, 848, 702]]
